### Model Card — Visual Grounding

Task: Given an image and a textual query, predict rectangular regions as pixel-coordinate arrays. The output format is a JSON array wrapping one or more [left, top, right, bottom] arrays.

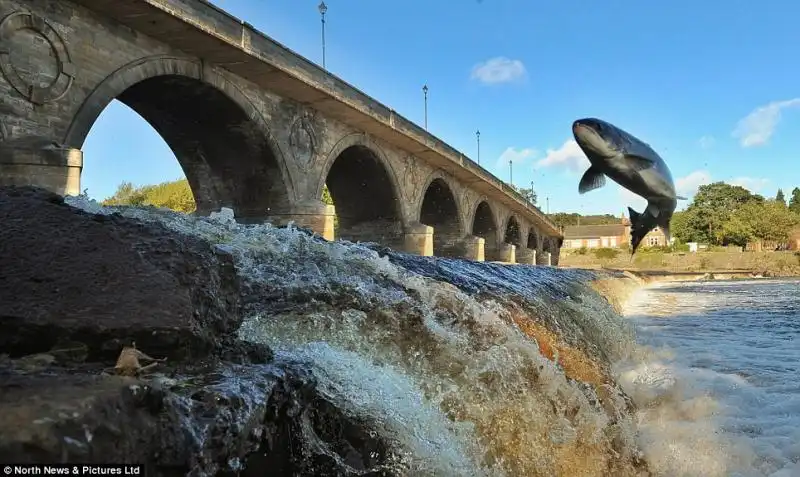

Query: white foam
[[619, 279, 800, 477]]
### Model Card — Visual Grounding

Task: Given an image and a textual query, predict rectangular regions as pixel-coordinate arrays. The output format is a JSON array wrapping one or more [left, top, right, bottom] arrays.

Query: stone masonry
[[0, 0, 562, 264]]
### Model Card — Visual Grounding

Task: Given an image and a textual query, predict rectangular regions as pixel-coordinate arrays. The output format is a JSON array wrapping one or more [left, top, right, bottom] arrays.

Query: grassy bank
[[560, 248, 800, 277]]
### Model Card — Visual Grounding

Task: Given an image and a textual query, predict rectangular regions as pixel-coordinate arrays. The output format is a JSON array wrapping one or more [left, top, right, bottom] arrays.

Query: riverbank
[[1, 186, 651, 476], [560, 249, 800, 278]]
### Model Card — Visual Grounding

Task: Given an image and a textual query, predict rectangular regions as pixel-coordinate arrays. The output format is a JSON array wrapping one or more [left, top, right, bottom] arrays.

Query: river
[[56, 196, 800, 476], [619, 279, 800, 477]]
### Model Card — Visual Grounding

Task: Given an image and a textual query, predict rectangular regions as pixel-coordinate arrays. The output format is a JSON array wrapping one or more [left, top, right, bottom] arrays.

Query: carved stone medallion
[[0, 11, 75, 104], [288, 114, 317, 171]]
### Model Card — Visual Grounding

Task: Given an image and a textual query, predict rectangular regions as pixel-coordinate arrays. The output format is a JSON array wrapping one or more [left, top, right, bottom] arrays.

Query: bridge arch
[[470, 200, 499, 252], [504, 215, 523, 248], [418, 175, 463, 256], [64, 55, 294, 218], [318, 133, 404, 247], [527, 227, 541, 251]]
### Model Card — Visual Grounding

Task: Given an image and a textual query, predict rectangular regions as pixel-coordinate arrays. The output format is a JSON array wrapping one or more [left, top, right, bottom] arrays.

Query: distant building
[[641, 226, 668, 248], [562, 215, 668, 249], [562, 224, 628, 249]]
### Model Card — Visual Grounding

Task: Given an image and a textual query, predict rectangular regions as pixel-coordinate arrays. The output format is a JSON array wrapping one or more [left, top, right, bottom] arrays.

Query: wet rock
[[0, 186, 405, 476], [0, 361, 402, 477], [0, 186, 241, 362]]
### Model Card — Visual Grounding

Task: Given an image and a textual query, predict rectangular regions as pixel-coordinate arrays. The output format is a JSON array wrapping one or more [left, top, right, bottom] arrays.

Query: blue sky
[[82, 0, 800, 215]]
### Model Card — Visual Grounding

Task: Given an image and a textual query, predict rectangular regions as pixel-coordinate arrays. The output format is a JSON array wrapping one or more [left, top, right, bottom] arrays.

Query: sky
[[82, 0, 800, 215]]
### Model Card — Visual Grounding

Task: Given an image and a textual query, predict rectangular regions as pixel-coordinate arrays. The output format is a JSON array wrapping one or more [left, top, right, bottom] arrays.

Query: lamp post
[[530, 180, 535, 204], [476, 129, 480, 164], [509, 158, 513, 186], [422, 84, 428, 130], [318, 1, 327, 69]]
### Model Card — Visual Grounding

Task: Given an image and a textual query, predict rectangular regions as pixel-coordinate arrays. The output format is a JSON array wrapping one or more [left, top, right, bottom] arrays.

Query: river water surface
[[620, 279, 800, 477]]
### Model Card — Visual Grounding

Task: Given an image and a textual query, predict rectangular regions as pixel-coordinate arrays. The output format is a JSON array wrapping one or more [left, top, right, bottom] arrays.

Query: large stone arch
[[503, 214, 523, 248], [317, 132, 404, 247], [63, 55, 294, 219], [470, 200, 499, 252], [417, 173, 464, 256]]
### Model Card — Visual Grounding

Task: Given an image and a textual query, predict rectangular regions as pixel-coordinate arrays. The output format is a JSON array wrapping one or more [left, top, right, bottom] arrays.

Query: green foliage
[[776, 188, 786, 205], [789, 187, 800, 214], [574, 246, 588, 255], [669, 182, 800, 247], [669, 211, 693, 243], [547, 212, 620, 228], [321, 184, 334, 206], [510, 184, 537, 205], [103, 178, 195, 213], [593, 247, 619, 260]]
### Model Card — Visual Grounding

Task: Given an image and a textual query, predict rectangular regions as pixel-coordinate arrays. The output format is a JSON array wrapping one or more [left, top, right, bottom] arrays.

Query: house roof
[[563, 224, 626, 239]]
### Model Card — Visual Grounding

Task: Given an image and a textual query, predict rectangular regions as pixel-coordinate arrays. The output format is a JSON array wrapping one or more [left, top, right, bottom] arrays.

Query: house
[[641, 226, 669, 248], [562, 224, 628, 249], [562, 216, 669, 249]]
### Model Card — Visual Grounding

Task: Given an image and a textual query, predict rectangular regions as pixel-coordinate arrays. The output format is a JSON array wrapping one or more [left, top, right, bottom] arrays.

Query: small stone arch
[[527, 227, 541, 251], [503, 214, 523, 248], [417, 174, 464, 256], [470, 200, 499, 251], [63, 55, 295, 218], [318, 132, 404, 247]]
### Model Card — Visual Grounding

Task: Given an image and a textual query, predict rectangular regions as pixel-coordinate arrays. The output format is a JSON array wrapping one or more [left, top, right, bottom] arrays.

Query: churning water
[[620, 279, 800, 477], [61, 195, 799, 476]]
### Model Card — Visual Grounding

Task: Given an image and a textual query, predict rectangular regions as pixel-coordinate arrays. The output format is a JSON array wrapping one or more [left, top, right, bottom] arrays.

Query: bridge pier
[[496, 243, 516, 263], [0, 138, 83, 196], [516, 247, 536, 265], [265, 200, 336, 241], [460, 235, 485, 261], [403, 222, 433, 256], [537, 251, 552, 266]]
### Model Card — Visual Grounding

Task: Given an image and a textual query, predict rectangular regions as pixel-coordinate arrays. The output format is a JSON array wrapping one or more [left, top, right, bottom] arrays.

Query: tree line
[[101, 178, 335, 212], [670, 183, 800, 246]]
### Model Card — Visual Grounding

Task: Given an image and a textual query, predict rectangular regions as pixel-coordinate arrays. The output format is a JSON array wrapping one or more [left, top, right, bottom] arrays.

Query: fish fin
[[676, 195, 688, 200], [626, 155, 655, 172], [627, 206, 641, 225], [578, 166, 606, 194], [628, 206, 644, 255]]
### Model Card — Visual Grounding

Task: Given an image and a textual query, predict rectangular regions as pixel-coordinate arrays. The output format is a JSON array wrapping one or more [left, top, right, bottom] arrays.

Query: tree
[[669, 210, 694, 243], [682, 182, 762, 245], [102, 178, 195, 213], [721, 198, 799, 247], [510, 184, 537, 205], [776, 189, 786, 205], [789, 187, 800, 214], [321, 184, 333, 206]]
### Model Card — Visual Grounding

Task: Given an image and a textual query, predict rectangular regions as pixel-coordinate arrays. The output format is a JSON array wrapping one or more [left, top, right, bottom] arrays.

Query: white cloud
[[470, 57, 527, 85], [729, 176, 770, 193], [534, 139, 589, 173], [617, 186, 647, 211], [496, 146, 537, 168], [698, 135, 715, 149], [732, 98, 800, 147], [675, 170, 712, 197]]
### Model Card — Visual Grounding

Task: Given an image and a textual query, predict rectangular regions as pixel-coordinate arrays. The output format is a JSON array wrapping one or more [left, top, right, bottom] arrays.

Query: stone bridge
[[0, 0, 563, 264]]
